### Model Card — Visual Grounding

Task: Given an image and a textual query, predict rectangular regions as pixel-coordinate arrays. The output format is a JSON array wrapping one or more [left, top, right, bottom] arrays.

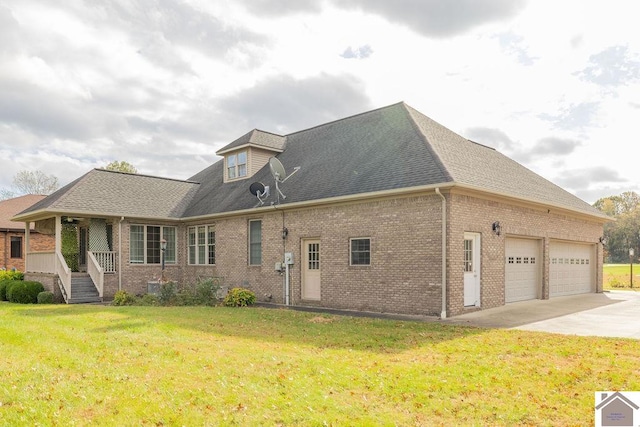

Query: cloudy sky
[[1, 0, 639, 204]]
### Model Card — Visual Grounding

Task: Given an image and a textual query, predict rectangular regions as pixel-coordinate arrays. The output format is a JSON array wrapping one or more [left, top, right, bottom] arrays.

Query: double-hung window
[[249, 220, 262, 265], [130, 225, 176, 264], [350, 238, 371, 266], [188, 225, 216, 265], [227, 151, 247, 180]]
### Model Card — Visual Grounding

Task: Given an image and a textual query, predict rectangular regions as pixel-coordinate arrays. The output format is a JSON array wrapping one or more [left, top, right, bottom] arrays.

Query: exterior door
[[463, 233, 481, 307], [302, 239, 321, 300]]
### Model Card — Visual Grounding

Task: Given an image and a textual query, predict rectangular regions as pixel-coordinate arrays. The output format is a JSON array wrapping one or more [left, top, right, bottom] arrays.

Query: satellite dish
[[268, 157, 301, 203], [249, 182, 269, 205], [269, 157, 287, 182]]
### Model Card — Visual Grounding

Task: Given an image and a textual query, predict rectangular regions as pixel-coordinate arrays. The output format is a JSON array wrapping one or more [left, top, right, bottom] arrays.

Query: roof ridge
[[284, 101, 406, 137], [94, 168, 200, 184]]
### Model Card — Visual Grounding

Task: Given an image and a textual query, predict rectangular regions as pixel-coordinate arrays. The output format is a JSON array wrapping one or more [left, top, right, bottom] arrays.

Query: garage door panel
[[549, 242, 594, 297], [505, 238, 540, 303]]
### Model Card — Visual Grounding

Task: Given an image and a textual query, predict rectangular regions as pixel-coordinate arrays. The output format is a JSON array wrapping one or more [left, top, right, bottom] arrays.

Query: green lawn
[[1, 304, 638, 426], [603, 263, 640, 290]]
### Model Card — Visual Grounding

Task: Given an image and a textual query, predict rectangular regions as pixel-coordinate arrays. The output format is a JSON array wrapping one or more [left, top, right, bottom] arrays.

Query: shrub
[[194, 277, 222, 306], [7, 281, 45, 304], [158, 281, 178, 306], [0, 279, 12, 301], [112, 290, 137, 306], [37, 291, 55, 304], [0, 270, 24, 281], [223, 287, 256, 307], [138, 293, 159, 306]]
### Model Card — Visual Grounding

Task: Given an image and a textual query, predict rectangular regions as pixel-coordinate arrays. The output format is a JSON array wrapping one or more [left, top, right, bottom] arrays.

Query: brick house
[[0, 195, 55, 272], [12, 102, 610, 316]]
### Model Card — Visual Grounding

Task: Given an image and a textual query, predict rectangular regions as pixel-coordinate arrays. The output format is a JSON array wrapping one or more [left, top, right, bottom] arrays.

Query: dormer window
[[227, 151, 247, 180]]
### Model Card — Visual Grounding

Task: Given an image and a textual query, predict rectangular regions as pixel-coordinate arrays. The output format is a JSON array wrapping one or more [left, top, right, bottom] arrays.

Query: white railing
[[56, 252, 72, 302], [26, 251, 56, 273], [92, 251, 117, 273], [87, 251, 104, 298]]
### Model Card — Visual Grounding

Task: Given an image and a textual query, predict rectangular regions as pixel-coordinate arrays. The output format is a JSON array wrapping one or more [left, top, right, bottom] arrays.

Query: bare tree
[[105, 161, 138, 174], [2, 170, 59, 198]]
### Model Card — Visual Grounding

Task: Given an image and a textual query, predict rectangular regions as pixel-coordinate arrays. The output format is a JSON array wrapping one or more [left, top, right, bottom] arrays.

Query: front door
[[463, 233, 481, 307], [302, 239, 321, 300]]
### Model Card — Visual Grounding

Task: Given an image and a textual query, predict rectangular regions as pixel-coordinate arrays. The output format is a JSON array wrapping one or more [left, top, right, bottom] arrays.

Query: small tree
[[105, 161, 137, 174]]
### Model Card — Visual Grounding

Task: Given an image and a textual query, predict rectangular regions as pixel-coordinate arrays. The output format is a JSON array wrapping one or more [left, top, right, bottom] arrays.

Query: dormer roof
[[215, 129, 285, 155]]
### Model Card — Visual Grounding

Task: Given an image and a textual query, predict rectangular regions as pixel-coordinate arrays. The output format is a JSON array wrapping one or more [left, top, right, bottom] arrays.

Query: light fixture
[[599, 236, 607, 245], [282, 227, 289, 240], [160, 238, 167, 282], [160, 238, 167, 251], [492, 221, 501, 236]]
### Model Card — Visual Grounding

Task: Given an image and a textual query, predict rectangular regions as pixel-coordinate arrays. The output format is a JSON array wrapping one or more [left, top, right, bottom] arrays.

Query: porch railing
[[56, 252, 72, 302], [92, 251, 117, 273], [87, 251, 104, 298], [26, 251, 56, 273]]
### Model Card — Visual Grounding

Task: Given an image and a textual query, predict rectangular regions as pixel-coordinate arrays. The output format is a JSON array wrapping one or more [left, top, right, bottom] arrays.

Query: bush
[[7, 281, 45, 304], [158, 281, 178, 305], [0, 270, 24, 281], [223, 287, 256, 307], [0, 279, 13, 301], [112, 290, 137, 306], [194, 277, 222, 306], [37, 291, 55, 304]]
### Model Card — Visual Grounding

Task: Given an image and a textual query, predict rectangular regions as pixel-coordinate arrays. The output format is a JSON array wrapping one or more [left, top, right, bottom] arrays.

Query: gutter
[[435, 188, 447, 319]]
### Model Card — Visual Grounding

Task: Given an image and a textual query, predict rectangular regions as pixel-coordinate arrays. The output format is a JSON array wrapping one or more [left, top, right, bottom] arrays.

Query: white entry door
[[302, 239, 321, 300], [463, 233, 481, 307]]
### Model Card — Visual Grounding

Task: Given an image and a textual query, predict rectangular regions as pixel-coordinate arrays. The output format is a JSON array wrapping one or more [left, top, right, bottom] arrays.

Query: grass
[[1, 304, 639, 426], [603, 264, 640, 290]]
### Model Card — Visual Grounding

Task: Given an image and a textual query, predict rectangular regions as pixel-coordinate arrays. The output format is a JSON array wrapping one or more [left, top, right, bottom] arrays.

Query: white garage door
[[505, 238, 540, 303], [549, 242, 594, 297]]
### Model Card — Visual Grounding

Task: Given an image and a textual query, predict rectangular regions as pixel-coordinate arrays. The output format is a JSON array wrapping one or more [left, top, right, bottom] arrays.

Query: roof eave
[[216, 143, 284, 156]]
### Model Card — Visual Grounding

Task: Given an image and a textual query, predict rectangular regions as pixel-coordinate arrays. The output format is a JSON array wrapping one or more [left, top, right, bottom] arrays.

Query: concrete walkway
[[442, 291, 640, 338]]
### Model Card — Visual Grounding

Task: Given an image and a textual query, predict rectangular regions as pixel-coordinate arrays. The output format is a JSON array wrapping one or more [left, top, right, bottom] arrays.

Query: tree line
[[594, 191, 640, 263]]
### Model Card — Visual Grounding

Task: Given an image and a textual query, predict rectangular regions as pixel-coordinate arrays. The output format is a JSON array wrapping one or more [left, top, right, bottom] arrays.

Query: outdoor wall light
[[599, 236, 607, 245], [492, 221, 501, 236], [282, 227, 289, 240]]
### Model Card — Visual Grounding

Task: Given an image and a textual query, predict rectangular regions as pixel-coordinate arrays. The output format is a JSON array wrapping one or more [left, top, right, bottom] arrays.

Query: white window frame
[[129, 225, 177, 265], [249, 219, 262, 266], [188, 225, 216, 265], [350, 237, 371, 266], [227, 150, 247, 180]]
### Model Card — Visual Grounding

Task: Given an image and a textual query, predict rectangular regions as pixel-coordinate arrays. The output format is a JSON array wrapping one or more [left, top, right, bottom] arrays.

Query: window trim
[[248, 219, 262, 266], [129, 225, 177, 265], [349, 237, 371, 266], [226, 150, 248, 181], [188, 225, 216, 265], [10, 236, 22, 259]]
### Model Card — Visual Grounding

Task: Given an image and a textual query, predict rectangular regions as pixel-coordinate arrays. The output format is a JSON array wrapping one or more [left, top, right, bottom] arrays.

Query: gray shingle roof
[[15, 102, 607, 222], [16, 169, 199, 220], [185, 102, 606, 219]]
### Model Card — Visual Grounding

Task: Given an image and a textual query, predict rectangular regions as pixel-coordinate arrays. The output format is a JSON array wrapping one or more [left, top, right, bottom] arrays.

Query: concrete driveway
[[441, 291, 640, 339]]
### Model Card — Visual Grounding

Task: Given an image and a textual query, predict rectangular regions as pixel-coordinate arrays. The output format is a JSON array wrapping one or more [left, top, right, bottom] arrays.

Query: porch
[[23, 215, 120, 304]]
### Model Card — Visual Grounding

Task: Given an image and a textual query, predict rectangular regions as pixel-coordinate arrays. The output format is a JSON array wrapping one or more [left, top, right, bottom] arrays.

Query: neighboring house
[[12, 102, 611, 317], [0, 194, 54, 272]]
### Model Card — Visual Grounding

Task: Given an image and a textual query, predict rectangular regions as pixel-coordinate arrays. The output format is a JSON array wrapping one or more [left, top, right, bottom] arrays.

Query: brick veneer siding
[[108, 190, 604, 318], [1, 231, 54, 272], [447, 191, 604, 316]]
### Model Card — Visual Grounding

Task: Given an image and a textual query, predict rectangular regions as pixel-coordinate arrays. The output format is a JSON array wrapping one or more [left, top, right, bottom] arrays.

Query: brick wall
[[107, 190, 603, 318], [1, 231, 55, 272], [447, 191, 604, 316]]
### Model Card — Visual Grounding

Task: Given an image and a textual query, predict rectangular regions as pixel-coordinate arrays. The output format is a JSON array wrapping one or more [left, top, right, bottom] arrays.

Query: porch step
[[68, 273, 102, 304]]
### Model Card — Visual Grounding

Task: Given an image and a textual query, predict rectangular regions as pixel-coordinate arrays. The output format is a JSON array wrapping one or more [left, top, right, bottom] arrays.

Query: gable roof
[[0, 194, 46, 230], [184, 102, 607, 220], [14, 169, 199, 221]]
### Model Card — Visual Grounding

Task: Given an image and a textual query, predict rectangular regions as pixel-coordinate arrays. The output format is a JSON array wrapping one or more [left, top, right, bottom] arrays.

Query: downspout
[[435, 188, 447, 319], [3, 229, 8, 269], [118, 216, 124, 291]]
